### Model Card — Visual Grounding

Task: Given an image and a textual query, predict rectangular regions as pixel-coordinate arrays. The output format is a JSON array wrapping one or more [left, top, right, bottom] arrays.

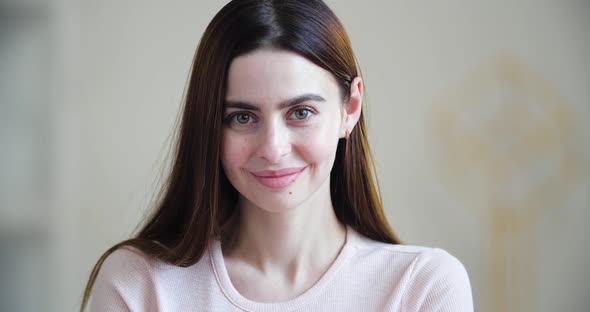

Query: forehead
[[225, 49, 340, 104]]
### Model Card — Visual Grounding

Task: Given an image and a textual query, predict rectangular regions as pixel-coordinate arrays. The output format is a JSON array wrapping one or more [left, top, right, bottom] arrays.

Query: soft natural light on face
[[220, 49, 345, 213]]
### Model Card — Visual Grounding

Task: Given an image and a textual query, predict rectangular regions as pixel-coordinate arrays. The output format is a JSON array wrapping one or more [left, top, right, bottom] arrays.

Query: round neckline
[[210, 225, 357, 312]]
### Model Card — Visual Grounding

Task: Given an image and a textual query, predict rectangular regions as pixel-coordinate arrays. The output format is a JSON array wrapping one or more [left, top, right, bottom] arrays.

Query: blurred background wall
[[1, 0, 589, 311]]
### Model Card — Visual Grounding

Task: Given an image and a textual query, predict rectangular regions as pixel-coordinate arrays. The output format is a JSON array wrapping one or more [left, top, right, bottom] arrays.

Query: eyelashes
[[223, 106, 317, 127], [290, 108, 313, 120], [227, 112, 256, 125]]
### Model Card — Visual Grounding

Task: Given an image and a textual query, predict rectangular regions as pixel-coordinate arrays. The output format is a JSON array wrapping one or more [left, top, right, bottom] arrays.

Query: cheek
[[221, 134, 250, 175], [297, 126, 340, 168]]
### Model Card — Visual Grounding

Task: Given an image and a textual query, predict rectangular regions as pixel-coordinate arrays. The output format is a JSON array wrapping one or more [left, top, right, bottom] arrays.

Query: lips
[[250, 166, 307, 189]]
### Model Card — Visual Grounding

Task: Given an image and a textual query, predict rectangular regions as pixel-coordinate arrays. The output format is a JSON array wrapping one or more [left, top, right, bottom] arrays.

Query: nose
[[256, 119, 291, 164]]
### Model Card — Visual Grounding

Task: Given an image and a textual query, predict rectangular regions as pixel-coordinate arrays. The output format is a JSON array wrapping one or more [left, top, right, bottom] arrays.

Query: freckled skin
[[221, 49, 346, 213]]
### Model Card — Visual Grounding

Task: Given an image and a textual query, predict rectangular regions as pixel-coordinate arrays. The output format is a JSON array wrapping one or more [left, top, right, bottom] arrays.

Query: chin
[[241, 189, 310, 214]]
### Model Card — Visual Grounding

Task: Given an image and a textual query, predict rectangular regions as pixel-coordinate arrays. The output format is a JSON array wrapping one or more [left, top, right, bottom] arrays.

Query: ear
[[340, 76, 363, 138]]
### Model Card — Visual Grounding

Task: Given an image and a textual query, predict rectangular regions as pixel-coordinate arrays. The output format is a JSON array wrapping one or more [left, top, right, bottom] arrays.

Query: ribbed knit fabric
[[90, 226, 473, 311]]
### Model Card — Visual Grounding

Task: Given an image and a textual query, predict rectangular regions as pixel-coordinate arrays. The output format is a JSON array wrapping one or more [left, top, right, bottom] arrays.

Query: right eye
[[224, 112, 256, 126], [234, 113, 252, 124]]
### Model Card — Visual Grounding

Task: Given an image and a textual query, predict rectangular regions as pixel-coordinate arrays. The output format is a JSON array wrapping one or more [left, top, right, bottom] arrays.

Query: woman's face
[[221, 49, 346, 213]]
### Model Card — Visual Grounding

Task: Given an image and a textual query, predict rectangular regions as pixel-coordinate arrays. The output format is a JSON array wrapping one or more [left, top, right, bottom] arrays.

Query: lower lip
[[252, 167, 306, 189]]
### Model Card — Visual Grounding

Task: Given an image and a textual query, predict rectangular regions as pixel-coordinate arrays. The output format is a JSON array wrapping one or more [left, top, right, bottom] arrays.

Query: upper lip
[[251, 167, 306, 178]]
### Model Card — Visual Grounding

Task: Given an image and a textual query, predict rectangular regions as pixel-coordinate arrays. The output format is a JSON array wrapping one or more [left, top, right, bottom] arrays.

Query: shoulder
[[397, 247, 473, 311], [90, 247, 160, 311], [101, 246, 153, 271], [401, 246, 472, 293], [349, 232, 473, 311], [96, 247, 158, 288], [402, 247, 473, 311], [89, 245, 218, 311], [351, 231, 449, 266], [352, 232, 470, 284]]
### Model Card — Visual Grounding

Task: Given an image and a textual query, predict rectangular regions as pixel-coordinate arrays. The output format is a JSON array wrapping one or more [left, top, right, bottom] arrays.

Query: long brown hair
[[80, 0, 400, 310]]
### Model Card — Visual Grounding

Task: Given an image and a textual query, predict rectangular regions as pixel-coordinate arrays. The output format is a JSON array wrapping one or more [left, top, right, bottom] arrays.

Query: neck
[[224, 181, 346, 281]]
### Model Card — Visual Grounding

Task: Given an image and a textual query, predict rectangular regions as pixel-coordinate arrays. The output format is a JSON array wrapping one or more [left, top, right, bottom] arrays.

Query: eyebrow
[[223, 93, 326, 111]]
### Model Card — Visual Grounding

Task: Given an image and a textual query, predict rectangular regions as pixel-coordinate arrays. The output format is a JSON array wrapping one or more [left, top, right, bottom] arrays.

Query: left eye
[[289, 108, 313, 120]]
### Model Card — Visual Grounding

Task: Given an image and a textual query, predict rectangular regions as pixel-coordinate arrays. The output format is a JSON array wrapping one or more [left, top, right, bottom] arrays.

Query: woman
[[81, 0, 473, 311]]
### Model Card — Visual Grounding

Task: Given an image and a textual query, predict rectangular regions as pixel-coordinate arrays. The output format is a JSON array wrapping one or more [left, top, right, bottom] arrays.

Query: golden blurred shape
[[430, 54, 587, 312]]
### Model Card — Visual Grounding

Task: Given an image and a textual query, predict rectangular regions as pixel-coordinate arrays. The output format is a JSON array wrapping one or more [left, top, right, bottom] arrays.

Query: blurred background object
[[1, 0, 589, 311]]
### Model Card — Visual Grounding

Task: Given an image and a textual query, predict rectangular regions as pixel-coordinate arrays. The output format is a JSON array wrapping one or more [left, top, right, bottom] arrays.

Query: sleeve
[[401, 248, 474, 312], [89, 248, 160, 312]]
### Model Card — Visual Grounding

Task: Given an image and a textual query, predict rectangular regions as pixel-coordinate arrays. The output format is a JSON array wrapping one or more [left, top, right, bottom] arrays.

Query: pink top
[[90, 226, 473, 311]]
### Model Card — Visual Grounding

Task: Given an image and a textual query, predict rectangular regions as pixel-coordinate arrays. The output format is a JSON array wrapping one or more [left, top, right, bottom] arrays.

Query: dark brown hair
[[80, 0, 400, 310]]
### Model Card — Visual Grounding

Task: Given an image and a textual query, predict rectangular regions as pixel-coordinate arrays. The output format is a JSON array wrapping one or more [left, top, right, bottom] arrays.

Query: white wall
[[2, 1, 588, 311]]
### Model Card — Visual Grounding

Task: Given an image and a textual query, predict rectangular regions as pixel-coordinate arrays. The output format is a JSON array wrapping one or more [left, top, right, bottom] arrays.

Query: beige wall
[[2, 0, 589, 311]]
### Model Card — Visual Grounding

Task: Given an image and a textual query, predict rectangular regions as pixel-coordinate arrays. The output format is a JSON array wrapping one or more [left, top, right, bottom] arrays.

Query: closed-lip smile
[[250, 166, 307, 189]]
